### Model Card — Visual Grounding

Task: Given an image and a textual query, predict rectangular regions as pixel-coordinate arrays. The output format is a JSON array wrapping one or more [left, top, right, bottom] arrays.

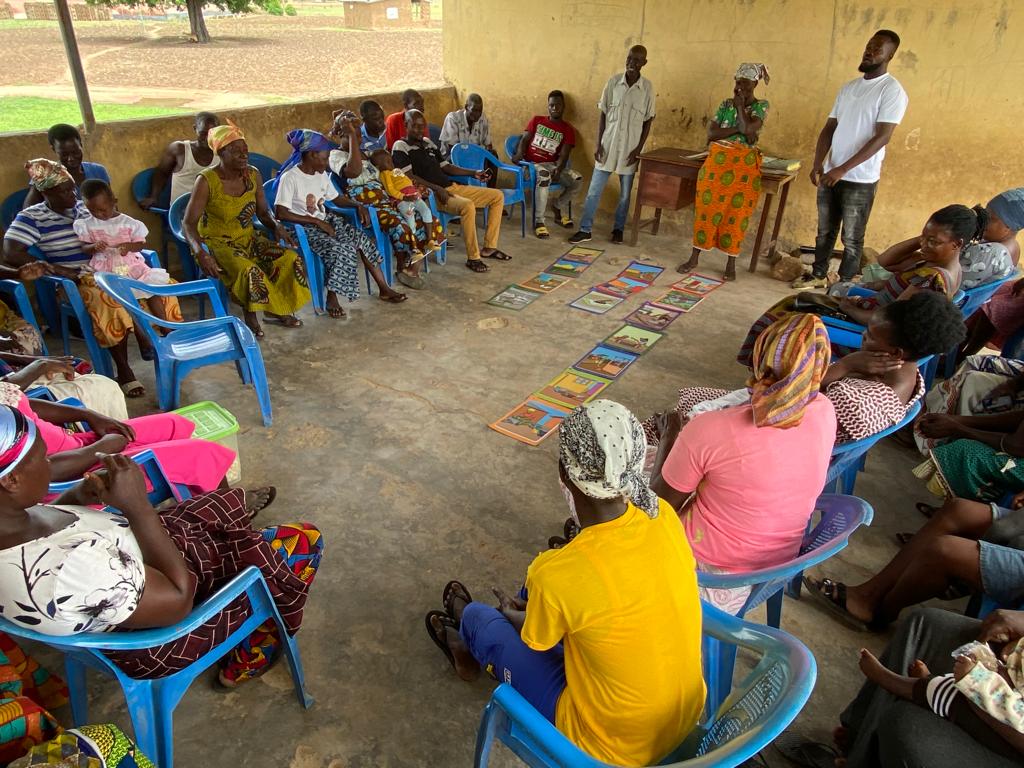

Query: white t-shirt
[[275, 166, 339, 221], [825, 73, 908, 184]]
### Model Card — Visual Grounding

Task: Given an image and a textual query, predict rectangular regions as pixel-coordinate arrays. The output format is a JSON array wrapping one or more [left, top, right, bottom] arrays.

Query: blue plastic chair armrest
[[141, 249, 161, 269], [51, 567, 268, 650], [109, 277, 228, 315]]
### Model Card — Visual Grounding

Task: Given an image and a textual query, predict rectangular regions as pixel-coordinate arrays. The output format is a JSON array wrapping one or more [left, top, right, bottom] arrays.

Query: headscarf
[[207, 119, 245, 153], [0, 404, 36, 479], [747, 314, 830, 429], [735, 62, 770, 84], [989, 187, 1024, 232], [24, 158, 73, 191], [558, 399, 658, 517], [279, 129, 339, 174]]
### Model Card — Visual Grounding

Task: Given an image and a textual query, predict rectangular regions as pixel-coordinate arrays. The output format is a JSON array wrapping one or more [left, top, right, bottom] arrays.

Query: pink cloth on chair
[[18, 395, 234, 494]]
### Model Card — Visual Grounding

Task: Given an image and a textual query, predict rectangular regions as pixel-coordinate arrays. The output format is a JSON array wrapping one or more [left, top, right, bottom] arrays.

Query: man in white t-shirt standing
[[793, 30, 908, 288]]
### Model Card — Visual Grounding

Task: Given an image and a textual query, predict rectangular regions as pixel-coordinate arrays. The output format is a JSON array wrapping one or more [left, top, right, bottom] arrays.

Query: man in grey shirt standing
[[569, 44, 655, 245]]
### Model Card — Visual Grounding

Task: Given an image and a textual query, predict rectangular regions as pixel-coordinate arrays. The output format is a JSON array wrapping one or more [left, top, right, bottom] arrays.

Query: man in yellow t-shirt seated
[[425, 400, 706, 767]]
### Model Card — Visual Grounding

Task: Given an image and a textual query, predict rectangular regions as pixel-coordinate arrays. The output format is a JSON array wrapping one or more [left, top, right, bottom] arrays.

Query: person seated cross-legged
[[391, 109, 511, 273], [424, 400, 705, 767]]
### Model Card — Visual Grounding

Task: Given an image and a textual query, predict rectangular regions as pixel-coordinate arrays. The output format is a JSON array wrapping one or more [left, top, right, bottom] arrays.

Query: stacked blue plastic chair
[[473, 601, 816, 768], [697, 494, 872, 715], [449, 143, 529, 238], [131, 167, 181, 269], [167, 192, 227, 318], [266, 178, 394, 314], [1, 451, 311, 768], [247, 152, 282, 182], [1, 187, 29, 230], [503, 134, 573, 228], [0, 279, 48, 354], [93, 273, 273, 426]]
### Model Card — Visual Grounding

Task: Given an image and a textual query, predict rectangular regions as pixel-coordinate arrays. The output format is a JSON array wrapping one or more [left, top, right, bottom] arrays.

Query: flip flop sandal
[[563, 517, 580, 542], [552, 208, 573, 228], [120, 380, 145, 398], [267, 314, 303, 328], [547, 535, 568, 550], [802, 577, 870, 632], [466, 259, 490, 273], [244, 486, 277, 520], [424, 610, 459, 671], [408, 250, 426, 265], [379, 292, 408, 304], [916, 501, 938, 518], [895, 532, 914, 546], [482, 250, 512, 261], [442, 580, 473, 623], [534, 224, 550, 239], [773, 733, 842, 768]]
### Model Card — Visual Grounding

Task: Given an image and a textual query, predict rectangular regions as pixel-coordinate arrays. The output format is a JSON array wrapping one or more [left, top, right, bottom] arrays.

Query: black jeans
[[811, 180, 877, 280]]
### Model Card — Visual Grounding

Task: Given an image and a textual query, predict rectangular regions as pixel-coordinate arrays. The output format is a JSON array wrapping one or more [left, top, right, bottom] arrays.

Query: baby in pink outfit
[[73, 179, 170, 296]]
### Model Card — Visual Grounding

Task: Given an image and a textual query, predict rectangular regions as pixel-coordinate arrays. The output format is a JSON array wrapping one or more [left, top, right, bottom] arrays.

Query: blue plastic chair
[[265, 178, 394, 314], [697, 494, 871, 715], [166, 192, 227, 318], [450, 143, 528, 237], [940, 276, 1016, 378], [428, 123, 443, 145], [248, 152, 281, 182], [474, 601, 816, 768], [0, 466, 311, 768], [825, 396, 924, 496], [131, 167, 177, 269], [47, 448, 192, 505], [503, 134, 573, 228], [0, 278, 48, 354], [1, 187, 29, 230], [93, 273, 273, 426]]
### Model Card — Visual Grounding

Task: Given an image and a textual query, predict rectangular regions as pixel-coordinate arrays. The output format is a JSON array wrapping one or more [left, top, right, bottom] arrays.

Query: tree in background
[[86, 0, 283, 43]]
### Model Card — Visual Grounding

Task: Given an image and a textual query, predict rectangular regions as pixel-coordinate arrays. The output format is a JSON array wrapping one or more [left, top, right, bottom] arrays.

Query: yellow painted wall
[[0, 87, 458, 249], [443, 0, 1024, 252]]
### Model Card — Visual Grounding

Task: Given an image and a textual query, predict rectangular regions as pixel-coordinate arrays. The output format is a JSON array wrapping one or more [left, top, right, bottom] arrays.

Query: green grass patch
[[0, 96, 187, 134], [287, 2, 346, 16]]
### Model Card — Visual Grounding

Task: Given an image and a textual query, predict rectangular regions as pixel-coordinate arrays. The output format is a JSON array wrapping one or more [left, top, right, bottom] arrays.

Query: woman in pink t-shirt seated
[[651, 314, 836, 614]]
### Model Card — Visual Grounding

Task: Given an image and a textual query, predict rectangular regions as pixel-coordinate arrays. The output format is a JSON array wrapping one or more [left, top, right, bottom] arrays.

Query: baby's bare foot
[[909, 659, 930, 678]]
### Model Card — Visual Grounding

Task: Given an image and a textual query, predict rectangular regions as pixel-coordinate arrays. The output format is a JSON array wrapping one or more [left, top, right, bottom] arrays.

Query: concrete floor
[[31, 212, 951, 767]]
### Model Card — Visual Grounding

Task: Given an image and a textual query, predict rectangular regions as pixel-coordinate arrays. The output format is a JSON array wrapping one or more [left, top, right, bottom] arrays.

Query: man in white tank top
[[140, 112, 221, 209]]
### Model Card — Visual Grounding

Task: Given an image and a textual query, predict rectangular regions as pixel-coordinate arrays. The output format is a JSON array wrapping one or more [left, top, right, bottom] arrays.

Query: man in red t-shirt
[[512, 90, 584, 238], [385, 89, 425, 149]]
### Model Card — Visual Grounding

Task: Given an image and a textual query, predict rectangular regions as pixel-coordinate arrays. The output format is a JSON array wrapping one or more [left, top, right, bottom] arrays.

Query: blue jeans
[[579, 169, 635, 233], [459, 602, 566, 722]]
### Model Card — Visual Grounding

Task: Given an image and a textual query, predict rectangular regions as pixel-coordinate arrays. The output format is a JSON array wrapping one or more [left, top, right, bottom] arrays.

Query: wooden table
[[629, 146, 799, 272]]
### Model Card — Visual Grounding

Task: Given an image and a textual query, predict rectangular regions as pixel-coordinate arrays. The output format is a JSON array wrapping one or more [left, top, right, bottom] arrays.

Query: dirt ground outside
[[0, 13, 443, 128]]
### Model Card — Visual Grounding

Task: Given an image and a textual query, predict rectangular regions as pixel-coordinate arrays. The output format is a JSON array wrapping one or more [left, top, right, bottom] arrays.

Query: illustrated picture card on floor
[[593, 276, 650, 299], [563, 245, 604, 264], [653, 289, 704, 313], [569, 290, 625, 315], [621, 261, 665, 284], [535, 369, 612, 409], [518, 272, 572, 294], [624, 301, 683, 331], [487, 285, 543, 310], [571, 344, 639, 380], [489, 398, 572, 446], [672, 273, 724, 295], [547, 258, 593, 277], [603, 324, 663, 355]]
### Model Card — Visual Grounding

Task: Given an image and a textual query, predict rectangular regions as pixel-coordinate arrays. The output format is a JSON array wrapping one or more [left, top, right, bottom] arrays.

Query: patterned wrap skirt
[[693, 141, 762, 256], [302, 212, 381, 302]]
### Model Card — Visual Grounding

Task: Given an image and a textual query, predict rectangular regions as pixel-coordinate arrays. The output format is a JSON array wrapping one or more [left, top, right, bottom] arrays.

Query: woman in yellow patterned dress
[[182, 122, 311, 338], [679, 62, 771, 282]]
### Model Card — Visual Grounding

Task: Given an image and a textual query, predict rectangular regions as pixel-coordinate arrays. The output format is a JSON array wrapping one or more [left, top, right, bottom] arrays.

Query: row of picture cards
[[489, 324, 661, 445], [572, 271, 724, 316]]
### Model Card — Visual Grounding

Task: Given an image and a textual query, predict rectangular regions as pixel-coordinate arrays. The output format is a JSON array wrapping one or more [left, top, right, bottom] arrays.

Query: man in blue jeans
[[793, 29, 908, 288], [569, 45, 655, 245]]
